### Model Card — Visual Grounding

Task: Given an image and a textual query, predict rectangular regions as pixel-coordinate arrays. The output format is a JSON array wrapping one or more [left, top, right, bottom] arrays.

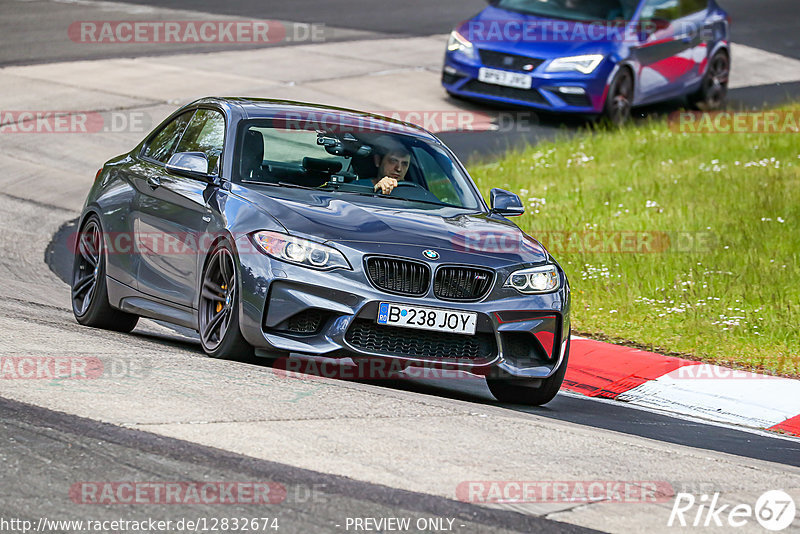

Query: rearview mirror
[[490, 188, 524, 216], [166, 152, 214, 182]]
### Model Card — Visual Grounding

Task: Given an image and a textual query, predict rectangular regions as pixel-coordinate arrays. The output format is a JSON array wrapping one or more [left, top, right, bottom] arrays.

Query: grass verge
[[468, 107, 800, 376]]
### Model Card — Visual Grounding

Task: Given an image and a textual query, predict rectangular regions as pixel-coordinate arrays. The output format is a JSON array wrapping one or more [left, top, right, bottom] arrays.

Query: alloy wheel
[[608, 70, 633, 125], [72, 219, 101, 316], [199, 246, 236, 351], [704, 53, 729, 109]]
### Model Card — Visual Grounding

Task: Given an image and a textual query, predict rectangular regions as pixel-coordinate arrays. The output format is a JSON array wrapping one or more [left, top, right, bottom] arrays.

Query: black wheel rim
[[72, 219, 101, 316], [610, 70, 633, 125], [705, 54, 729, 108], [199, 247, 236, 351]]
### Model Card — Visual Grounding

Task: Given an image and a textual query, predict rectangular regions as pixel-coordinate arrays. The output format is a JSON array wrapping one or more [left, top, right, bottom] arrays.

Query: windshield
[[234, 120, 483, 210], [495, 0, 640, 21]]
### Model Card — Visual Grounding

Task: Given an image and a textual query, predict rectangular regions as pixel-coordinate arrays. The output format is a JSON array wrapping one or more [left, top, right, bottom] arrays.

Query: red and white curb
[[563, 337, 800, 437]]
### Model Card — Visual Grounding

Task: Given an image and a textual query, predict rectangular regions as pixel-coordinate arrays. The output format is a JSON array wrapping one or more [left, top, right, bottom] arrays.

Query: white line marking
[[616, 368, 800, 429], [729, 43, 800, 89], [559, 389, 800, 442]]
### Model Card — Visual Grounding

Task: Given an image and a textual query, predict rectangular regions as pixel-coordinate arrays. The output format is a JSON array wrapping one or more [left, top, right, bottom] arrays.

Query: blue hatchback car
[[442, 0, 730, 123]]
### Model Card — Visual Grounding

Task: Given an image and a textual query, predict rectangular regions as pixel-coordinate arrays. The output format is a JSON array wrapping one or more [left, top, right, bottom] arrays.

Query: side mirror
[[490, 188, 524, 216], [166, 152, 214, 182]]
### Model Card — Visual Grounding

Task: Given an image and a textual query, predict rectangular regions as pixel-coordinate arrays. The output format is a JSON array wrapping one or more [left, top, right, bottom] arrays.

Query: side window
[[640, 0, 705, 20], [412, 147, 461, 206], [142, 111, 193, 163], [679, 0, 707, 16], [175, 109, 225, 175]]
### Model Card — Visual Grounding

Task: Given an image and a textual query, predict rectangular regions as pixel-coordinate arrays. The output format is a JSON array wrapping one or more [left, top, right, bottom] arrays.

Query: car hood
[[238, 185, 549, 266], [460, 6, 622, 57]]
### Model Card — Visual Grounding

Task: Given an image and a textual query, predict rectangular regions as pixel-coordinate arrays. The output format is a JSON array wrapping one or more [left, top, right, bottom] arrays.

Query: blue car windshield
[[235, 121, 483, 211], [496, 0, 639, 21]]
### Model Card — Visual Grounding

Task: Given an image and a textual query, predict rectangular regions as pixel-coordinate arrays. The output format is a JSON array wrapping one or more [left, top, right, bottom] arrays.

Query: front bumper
[[443, 49, 613, 114], [235, 236, 571, 380]]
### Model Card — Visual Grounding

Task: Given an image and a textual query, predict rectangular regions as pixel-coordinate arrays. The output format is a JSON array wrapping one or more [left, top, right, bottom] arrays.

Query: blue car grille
[[478, 50, 545, 72], [461, 80, 548, 105], [434, 266, 493, 301], [366, 257, 431, 296], [345, 319, 496, 362]]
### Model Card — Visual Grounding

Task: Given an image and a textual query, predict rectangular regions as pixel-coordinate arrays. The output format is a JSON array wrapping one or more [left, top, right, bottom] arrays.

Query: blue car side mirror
[[490, 188, 525, 216]]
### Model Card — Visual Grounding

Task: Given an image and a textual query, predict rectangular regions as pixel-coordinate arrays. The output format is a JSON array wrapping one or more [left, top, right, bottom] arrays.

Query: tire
[[487, 338, 570, 406], [602, 67, 634, 126], [688, 50, 729, 111], [71, 215, 139, 332], [198, 240, 254, 360]]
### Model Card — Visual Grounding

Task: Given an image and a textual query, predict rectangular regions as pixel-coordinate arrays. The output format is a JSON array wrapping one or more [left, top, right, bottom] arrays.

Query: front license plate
[[478, 67, 532, 89], [377, 303, 477, 335]]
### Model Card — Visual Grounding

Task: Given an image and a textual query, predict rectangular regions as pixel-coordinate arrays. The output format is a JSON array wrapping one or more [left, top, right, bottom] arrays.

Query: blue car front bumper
[[443, 49, 614, 114]]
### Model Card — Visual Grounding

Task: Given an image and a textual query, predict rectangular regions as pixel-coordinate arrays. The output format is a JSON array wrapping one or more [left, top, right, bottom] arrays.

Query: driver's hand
[[374, 176, 398, 195]]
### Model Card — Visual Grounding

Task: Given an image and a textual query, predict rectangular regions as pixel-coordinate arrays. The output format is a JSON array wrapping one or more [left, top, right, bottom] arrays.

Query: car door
[[633, 0, 708, 102], [134, 108, 225, 309], [111, 110, 193, 290]]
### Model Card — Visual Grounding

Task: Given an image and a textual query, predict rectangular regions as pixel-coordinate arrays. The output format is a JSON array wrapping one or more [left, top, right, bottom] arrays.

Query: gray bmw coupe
[[72, 97, 571, 405]]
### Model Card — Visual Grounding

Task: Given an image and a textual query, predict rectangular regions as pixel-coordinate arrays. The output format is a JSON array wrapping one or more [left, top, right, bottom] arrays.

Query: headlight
[[504, 265, 560, 294], [447, 30, 477, 60], [251, 231, 351, 271], [545, 54, 604, 74]]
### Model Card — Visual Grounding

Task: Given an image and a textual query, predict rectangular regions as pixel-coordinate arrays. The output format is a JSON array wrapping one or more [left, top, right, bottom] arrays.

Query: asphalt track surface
[[1, 396, 597, 534], [2, 1, 800, 533]]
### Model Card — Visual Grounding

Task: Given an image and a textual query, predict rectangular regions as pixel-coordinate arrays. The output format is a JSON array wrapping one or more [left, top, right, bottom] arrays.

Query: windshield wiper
[[368, 194, 461, 208], [277, 182, 317, 190], [255, 181, 464, 208], [242, 180, 316, 189]]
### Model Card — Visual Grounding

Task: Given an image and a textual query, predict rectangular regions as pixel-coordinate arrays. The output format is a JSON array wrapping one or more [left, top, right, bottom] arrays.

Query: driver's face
[[376, 151, 410, 180]]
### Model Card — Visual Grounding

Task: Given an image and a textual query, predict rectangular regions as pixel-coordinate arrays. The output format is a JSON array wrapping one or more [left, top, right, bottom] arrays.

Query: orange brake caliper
[[216, 284, 227, 313]]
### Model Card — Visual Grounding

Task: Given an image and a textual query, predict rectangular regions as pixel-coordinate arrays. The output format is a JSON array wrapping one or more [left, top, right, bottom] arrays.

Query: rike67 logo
[[668, 490, 796, 531]]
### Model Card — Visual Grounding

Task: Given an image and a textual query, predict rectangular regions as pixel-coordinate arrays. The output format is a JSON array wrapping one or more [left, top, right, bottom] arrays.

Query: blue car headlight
[[447, 30, 478, 60], [504, 265, 560, 294], [545, 54, 604, 74], [251, 231, 351, 271]]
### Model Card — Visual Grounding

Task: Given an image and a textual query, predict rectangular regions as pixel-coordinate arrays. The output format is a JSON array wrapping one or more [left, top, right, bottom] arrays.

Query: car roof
[[188, 96, 440, 142]]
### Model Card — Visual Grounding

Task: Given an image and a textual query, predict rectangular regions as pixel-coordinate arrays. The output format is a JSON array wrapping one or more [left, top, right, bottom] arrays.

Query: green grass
[[468, 108, 800, 376]]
